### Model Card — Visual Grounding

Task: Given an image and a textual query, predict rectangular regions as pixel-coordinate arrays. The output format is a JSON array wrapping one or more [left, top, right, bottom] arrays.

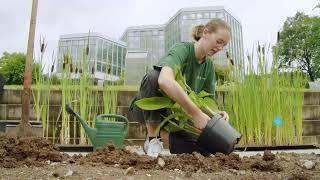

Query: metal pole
[[20, 0, 38, 136]]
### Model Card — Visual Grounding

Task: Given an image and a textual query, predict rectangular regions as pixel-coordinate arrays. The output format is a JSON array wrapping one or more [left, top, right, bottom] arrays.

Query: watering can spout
[[65, 104, 97, 141]]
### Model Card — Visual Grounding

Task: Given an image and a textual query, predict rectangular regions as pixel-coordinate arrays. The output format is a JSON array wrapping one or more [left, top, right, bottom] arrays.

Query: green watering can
[[65, 104, 129, 150]]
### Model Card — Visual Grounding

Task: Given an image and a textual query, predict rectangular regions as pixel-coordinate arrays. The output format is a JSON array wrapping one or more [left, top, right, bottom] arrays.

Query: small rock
[[239, 170, 246, 175], [146, 174, 151, 177], [125, 167, 134, 175], [50, 162, 59, 166], [184, 171, 192, 178], [45, 160, 50, 164], [64, 169, 73, 177], [281, 156, 290, 162], [52, 172, 59, 177], [229, 169, 237, 174], [196, 169, 202, 173], [174, 169, 182, 174], [158, 157, 165, 167], [114, 164, 120, 167], [96, 170, 102, 175], [263, 150, 276, 161], [169, 176, 174, 178], [193, 152, 204, 161], [62, 161, 67, 164], [302, 161, 315, 170], [85, 177, 93, 180]]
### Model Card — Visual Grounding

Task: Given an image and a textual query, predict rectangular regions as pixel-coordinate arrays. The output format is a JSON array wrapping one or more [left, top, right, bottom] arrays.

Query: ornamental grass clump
[[225, 44, 306, 146]]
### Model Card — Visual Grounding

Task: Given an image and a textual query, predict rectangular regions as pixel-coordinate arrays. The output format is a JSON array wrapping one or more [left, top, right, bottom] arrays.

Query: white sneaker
[[144, 138, 163, 157]]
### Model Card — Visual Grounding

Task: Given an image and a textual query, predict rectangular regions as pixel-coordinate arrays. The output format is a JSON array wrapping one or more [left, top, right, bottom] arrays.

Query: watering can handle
[[95, 114, 129, 134]]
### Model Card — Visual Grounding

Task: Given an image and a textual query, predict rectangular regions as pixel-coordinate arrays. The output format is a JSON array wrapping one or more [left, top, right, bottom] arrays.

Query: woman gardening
[[130, 18, 231, 157]]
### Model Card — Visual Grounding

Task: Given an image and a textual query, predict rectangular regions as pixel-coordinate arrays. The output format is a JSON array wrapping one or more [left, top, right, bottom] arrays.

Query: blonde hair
[[192, 18, 231, 41]]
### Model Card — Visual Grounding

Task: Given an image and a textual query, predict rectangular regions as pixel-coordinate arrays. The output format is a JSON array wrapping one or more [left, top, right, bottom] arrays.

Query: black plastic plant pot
[[198, 114, 242, 155]]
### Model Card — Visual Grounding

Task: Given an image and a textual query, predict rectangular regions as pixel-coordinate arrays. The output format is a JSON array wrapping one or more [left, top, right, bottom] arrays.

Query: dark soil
[[1, 135, 319, 179], [0, 135, 67, 168]]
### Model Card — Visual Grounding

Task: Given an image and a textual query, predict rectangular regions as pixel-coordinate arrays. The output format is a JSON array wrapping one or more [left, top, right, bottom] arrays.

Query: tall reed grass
[[32, 35, 120, 144], [225, 44, 306, 146]]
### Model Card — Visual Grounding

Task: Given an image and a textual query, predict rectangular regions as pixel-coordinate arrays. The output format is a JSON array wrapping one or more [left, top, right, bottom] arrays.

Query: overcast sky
[[0, 0, 319, 70]]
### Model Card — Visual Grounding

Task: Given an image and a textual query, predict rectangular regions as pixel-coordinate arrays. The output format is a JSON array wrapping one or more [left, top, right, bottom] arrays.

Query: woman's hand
[[218, 111, 229, 122]]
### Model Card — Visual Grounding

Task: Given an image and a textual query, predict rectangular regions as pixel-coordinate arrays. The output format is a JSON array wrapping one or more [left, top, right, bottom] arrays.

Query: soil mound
[[0, 135, 67, 168]]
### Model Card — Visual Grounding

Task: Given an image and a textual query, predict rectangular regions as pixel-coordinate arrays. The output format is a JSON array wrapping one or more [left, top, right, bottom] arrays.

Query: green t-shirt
[[157, 42, 215, 94]]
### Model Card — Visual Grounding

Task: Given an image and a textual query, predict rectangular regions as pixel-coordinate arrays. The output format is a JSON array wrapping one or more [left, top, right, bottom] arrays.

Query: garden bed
[[0, 135, 319, 179]]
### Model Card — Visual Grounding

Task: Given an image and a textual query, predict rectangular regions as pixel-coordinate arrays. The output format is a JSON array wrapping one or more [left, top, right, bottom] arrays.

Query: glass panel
[[65, 40, 72, 46], [113, 45, 117, 66], [189, 13, 195, 19], [72, 40, 78, 46], [79, 40, 85, 45], [140, 37, 146, 49], [117, 67, 121, 76], [118, 47, 122, 67], [135, 36, 141, 48], [197, 13, 202, 19], [89, 44, 96, 60], [89, 61, 95, 74], [97, 61, 102, 72], [71, 46, 77, 61], [217, 12, 224, 18], [145, 31, 152, 36], [77, 46, 84, 61], [59, 40, 67, 46], [152, 36, 158, 49], [97, 39, 103, 61], [134, 31, 140, 36], [102, 63, 106, 73], [122, 48, 126, 68], [112, 66, 117, 75], [204, 13, 210, 19], [182, 14, 188, 19], [89, 37, 96, 45], [210, 12, 216, 18], [152, 30, 158, 36], [108, 43, 112, 64], [103, 42, 108, 62]]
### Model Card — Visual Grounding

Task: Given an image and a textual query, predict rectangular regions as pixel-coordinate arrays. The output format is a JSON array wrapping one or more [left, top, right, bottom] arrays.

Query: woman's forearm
[[158, 67, 210, 129], [158, 67, 201, 117]]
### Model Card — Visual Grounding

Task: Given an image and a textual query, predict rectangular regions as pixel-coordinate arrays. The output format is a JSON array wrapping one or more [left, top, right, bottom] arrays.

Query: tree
[[314, 1, 320, 10], [277, 12, 320, 81], [0, 52, 41, 85]]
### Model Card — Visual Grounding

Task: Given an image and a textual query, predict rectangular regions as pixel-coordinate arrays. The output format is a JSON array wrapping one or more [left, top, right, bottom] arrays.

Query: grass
[[224, 44, 306, 146]]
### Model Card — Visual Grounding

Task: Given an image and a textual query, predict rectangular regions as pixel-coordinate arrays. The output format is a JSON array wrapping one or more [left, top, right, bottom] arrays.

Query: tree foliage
[[278, 12, 320, 81], [0, 52, 42, 85]]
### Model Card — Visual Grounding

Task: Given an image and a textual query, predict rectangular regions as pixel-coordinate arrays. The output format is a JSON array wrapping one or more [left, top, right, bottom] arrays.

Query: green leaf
[[135, 97, 174, 110], [155, 112, 185, 135], [202, 97, 219, 111], [197, 90, 213, 98]]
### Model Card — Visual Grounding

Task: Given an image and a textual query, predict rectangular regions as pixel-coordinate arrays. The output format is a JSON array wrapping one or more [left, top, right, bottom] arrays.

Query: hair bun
[[192, 24, 205, 41]]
